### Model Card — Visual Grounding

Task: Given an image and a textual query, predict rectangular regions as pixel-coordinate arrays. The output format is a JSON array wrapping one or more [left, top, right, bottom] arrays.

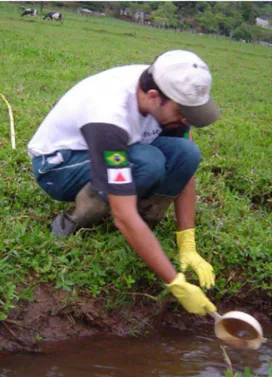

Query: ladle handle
[[209, 312, 222, 322]]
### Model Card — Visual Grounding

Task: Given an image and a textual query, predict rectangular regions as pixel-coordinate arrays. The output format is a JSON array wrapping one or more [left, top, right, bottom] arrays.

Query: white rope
[[0, 93, 16, 150]]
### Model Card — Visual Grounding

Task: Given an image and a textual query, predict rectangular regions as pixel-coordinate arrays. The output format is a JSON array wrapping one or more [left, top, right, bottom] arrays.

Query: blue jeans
[[31, 137, 200, 202]]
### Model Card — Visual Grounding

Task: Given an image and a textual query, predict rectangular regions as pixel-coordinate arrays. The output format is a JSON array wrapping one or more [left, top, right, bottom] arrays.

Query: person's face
[[158, 100, 191, 129], [145, 90, 190, 129]]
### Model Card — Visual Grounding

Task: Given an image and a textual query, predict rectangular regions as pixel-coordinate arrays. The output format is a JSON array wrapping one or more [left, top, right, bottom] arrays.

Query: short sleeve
[[80, 123, 136, 196]]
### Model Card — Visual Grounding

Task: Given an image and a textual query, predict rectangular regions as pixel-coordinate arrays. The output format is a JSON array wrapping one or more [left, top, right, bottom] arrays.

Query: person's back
[[28, 64, 154, 157]]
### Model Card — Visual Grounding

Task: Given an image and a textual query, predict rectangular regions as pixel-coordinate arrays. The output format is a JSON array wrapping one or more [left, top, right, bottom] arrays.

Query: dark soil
[[0, 284, 271, 354]]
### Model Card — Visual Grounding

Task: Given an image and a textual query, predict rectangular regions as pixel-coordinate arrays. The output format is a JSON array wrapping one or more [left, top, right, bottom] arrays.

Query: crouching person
[[28, 49, 220, 316]]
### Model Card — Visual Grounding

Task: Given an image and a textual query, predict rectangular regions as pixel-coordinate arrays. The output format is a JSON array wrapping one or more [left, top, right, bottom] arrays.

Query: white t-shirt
[[27, 65, 161, 157]]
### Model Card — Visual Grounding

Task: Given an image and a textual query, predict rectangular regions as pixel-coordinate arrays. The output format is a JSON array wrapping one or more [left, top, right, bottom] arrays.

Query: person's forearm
[[114, 214, 177, 284], [174, 176, 196, 231]]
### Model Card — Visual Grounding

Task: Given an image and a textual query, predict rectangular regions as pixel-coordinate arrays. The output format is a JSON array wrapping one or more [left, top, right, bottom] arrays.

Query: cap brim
[[179, 99, 220, 127]]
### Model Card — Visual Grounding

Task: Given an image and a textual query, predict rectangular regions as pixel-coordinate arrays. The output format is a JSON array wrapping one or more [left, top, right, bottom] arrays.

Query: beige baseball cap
[[148, 50, 220, 127]]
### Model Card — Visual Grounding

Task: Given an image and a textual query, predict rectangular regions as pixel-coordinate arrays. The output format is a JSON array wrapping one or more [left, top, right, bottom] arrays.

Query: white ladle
[[209, 311, 267, 350]]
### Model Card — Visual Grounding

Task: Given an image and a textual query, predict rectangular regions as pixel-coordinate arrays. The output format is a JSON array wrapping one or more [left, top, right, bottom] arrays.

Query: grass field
[[0, 2, 271, 319]]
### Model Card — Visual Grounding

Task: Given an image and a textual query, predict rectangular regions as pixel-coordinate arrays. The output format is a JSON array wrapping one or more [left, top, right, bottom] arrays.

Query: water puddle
[[0, 323, 271, 377]]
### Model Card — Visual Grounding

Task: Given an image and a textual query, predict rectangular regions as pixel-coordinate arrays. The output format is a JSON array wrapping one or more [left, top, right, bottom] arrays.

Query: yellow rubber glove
[[177, 228, 215, 289], [166, 273, 216, 315]]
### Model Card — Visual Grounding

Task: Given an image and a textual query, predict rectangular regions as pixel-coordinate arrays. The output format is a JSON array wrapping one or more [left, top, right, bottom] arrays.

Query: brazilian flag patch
[[104, 151, 128, 166]]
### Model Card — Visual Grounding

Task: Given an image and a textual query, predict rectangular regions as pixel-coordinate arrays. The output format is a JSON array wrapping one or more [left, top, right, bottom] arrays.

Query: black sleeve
[[159, 125, 191, 139], [80, 123, 136, 196]]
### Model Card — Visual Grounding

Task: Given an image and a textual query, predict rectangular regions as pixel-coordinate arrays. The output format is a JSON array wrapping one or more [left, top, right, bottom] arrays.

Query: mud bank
[[0, 284, 271, 353]]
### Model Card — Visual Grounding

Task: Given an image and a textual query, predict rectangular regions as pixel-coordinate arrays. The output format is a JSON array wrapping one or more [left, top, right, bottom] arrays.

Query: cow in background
[[77, 8, 93, 16], [21, 8, 37, 17], [43, 12, 63, 22]]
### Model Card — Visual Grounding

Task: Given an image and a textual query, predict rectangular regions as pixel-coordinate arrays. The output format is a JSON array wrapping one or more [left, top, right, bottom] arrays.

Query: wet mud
[[0, 284, 271, 354]]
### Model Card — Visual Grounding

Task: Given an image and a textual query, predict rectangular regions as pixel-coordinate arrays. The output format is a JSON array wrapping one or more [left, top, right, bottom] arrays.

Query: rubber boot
[[137, 194, 174, 228], [51, 182, 109, 237]]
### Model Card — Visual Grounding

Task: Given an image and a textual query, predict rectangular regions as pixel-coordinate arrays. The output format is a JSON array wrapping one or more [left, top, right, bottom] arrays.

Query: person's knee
[[187, 142, 201, 174], [129, 145, 166, 189], [175, 139, 201, 176], [144, 157, 166, 184], [135, 157, 166, 199]]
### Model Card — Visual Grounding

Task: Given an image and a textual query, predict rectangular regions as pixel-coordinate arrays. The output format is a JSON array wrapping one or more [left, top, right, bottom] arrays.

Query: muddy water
[[0, 323, 271, 377]]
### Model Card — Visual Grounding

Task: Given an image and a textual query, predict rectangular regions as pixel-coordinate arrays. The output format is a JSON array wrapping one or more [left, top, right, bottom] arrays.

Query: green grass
[[0, 2, 271, 317]]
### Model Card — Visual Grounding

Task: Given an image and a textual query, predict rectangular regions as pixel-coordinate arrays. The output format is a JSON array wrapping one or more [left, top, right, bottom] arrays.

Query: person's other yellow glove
[[166, 273, 216, 315], [177, 228, 215, 289]]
